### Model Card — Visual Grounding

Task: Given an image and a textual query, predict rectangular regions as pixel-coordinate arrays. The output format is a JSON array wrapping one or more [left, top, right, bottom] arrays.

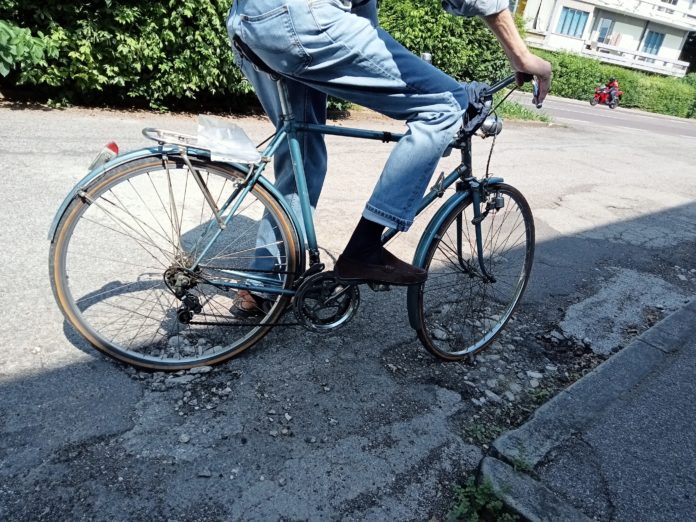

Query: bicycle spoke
[[128, 177, 177, 247], [53, 156, 299, 369], [418, 185, 534, 359], [79, 204, 172, 269], [107, 188, 179, 254]]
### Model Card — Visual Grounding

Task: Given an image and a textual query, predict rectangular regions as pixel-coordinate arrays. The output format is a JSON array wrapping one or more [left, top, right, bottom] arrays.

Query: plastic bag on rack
[[197, 115, 262, 164]]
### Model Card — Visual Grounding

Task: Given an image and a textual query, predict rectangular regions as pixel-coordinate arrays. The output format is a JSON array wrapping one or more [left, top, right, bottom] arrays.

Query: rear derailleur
[[164, 267, 202, 324]]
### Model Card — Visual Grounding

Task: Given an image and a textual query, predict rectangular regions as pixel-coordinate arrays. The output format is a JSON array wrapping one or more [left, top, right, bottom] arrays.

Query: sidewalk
[[480, 299, 696, 521]]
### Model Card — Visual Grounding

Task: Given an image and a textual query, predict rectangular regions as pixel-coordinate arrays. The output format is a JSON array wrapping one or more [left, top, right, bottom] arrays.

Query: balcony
[[584, 0, 696, 31], [582, 41, 690, 77]]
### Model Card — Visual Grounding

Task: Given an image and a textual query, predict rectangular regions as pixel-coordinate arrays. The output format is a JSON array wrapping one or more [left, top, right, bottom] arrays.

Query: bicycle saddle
[[232, 35, 281, 80]]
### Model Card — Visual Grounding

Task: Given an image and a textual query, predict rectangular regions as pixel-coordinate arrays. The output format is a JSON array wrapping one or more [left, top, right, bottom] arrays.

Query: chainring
[[293, 271, 360, 332]]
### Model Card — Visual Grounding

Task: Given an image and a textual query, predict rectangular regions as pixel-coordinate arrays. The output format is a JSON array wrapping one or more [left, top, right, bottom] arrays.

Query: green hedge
[[6, 1, 692, 117], [0, 0, 510, 110], [379, 0, 509, 82], [0, 19, 46, 76], [684, 73, 696, 118], [533, 49, 696, 118], [0, 1, 250, 109]]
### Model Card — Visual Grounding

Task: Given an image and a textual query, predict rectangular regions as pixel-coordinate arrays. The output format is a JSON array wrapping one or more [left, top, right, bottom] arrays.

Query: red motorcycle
[[590, 86, 623, 109]]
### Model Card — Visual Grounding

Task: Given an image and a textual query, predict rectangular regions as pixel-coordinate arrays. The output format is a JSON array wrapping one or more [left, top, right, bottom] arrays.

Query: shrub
[[0, 19, 46, 77], [379, 0, 510, 83], [0, 1, 251, 109], [545, 51, 603, 99], [5, 1, 693, 118], [684, 73, 696, 118], [684, 72, 696, 90], [1, 0, 514, 109], [631, 75, 694, 117]]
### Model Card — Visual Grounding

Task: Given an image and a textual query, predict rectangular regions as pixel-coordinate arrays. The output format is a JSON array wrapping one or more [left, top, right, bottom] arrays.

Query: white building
[[513, 0, 696, 76]]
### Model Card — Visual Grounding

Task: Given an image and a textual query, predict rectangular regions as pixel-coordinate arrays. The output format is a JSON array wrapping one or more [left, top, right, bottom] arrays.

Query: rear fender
[[48, 145, 250, 242]]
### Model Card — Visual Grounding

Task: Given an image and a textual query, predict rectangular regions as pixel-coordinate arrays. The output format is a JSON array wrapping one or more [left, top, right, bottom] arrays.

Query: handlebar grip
[[483, 74, 517, 97], [480, 73, 543, 108]]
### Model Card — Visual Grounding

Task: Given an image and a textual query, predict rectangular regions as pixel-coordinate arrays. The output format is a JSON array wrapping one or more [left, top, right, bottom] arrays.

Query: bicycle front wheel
[[50, 155, 301, 370], [414, 183, 534, 360]]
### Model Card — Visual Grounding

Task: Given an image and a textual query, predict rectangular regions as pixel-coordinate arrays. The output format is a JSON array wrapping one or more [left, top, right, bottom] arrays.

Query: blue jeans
[[227, 0, 468, 233]]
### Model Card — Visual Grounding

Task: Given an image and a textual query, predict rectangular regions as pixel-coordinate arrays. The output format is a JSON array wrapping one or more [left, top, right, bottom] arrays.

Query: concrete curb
[[479, 298, 696, 521], [479, 457, 592, 522]]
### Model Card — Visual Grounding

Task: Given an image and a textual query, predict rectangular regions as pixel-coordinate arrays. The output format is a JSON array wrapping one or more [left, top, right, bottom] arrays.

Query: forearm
[[483, 8, 530, 70], [482, 7, 551, 102]]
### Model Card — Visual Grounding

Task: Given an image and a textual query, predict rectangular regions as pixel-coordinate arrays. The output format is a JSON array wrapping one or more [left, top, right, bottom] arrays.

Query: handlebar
[[483, 74, 523, 97], [482, 72, 541, 108]]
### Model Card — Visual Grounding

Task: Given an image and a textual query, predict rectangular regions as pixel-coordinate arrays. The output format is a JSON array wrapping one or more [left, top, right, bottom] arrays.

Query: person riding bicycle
[[227, 0, 551, 315], [605, 76, 619, 104]]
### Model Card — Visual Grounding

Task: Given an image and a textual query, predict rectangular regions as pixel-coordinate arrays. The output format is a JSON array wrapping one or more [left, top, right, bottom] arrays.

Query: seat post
[[275, 78, 294, 122], [274, 75, 320, 263]]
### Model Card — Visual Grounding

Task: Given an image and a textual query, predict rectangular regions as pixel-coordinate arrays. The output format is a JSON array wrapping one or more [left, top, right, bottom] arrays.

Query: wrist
[[509, 48, 533, 71]]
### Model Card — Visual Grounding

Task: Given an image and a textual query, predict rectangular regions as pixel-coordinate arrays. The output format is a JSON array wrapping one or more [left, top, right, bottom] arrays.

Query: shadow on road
[[2, 200, 695, 520]]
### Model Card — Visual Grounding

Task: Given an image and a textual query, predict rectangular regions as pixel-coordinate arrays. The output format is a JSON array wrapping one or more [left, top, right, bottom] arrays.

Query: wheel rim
[[52, 158, 298, 368], [418, 185, 533, 357]]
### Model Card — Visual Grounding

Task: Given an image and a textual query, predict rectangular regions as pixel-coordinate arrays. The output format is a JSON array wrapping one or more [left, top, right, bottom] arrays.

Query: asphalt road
[[510, 90, 696, 138], [1, 100, 695, 520]]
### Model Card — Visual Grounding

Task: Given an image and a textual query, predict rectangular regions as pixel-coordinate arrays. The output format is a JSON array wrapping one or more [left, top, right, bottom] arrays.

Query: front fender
[[406, 189, 471, 330], [406, 177, 504, 330], [47, 145, 250, 242]]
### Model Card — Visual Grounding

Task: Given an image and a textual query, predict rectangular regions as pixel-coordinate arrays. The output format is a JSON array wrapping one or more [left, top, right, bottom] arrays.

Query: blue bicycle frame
[[50, 75, 518, 301], [186, 123, 502, 298]]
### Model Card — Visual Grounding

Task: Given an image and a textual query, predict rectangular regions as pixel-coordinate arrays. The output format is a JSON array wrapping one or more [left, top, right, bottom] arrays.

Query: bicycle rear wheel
[[414, 183, 534, 360], [50, 155, 301, 370]]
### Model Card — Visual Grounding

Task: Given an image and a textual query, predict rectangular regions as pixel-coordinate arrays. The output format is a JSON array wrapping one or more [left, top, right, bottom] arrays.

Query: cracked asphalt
[[1, 101, 695, 520]]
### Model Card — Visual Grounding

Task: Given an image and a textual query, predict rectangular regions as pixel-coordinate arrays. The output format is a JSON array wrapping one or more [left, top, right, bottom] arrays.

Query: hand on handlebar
[[513, 53, 552, 108]]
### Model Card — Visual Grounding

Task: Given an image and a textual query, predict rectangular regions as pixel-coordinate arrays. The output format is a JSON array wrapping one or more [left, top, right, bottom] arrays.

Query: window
[[658, 0, 677, 13], [556, 7, 590, 38], [596, 18, 614, 44], [642, 30, 665, 55]]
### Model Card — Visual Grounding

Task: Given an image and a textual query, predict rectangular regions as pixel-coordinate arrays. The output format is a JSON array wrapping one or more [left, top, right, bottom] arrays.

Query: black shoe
[[335, 249, 427, 286]]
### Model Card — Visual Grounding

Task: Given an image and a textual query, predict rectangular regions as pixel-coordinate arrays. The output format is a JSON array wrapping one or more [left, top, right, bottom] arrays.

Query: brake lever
[[513, 73, 543, 108], [532, 79, 542, 109]]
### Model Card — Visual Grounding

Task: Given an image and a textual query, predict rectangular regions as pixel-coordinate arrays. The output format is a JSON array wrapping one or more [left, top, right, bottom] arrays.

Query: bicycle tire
[[50, 155, 301, 370], [414, 183, 534, 360]]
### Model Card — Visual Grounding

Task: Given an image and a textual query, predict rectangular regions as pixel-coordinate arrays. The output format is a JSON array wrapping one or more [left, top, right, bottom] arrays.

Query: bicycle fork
[[457, 178, 502, 283]]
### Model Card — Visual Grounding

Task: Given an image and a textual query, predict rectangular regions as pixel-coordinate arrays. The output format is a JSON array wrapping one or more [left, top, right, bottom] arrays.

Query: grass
[[494, 98, 551, 123], [447, 477, 519, 522]]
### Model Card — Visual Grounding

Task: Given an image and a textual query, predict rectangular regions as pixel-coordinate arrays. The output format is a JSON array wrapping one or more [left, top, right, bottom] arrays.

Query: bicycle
[[48, 51, 535, 371]]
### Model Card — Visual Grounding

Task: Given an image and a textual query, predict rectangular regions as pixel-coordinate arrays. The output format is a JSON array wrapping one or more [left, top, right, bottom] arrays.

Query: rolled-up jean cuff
[[363, 205, 413, 232]]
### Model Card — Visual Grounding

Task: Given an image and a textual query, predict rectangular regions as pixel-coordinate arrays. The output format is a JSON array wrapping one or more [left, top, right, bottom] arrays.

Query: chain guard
[[293, 271, 360, 333]]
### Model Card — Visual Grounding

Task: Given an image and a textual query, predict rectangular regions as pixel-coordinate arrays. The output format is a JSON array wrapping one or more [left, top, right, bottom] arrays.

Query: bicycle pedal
[[367, 282, 391, 292]]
